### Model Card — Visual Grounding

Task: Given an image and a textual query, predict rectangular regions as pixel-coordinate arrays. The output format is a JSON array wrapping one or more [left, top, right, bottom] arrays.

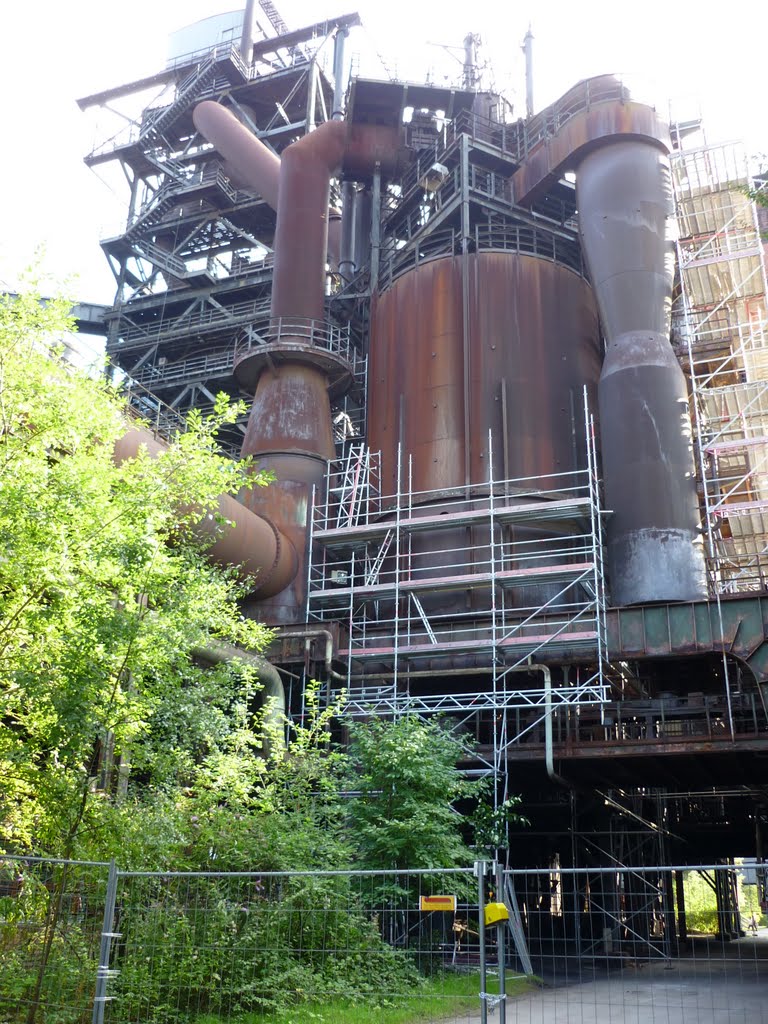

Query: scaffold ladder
[[335, 443, 371, 528], [364, 530, 393, 587]]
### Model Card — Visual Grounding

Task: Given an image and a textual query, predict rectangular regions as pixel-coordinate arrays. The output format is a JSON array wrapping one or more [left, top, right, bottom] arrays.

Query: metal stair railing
[[129, 239, 188, 279], [140, 57, 218, 143]]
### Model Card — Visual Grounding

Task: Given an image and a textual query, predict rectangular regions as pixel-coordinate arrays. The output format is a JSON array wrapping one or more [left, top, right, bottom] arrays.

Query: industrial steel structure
[[80, 5, 768, 941]]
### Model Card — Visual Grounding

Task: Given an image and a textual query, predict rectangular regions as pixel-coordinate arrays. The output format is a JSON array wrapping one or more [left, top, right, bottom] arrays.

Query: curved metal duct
[[577, 140, 706, 605], [113, 426, 298, 598], [192, 101, 341, 265], [511, 76, 706, 605], [230, 117, 402, 623]]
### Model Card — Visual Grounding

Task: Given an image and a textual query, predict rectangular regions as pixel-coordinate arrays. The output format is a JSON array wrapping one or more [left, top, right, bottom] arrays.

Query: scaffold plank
[[339, 629, 598, 661], [313, 496, 593, 545], [309, 561, 595, 602]]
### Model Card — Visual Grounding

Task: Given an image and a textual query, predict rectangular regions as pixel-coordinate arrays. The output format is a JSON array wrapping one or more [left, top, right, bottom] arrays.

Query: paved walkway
[[494, 973, 767, 1023]]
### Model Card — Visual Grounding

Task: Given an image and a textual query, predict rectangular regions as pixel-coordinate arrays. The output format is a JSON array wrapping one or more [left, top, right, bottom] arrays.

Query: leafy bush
[[112, 874, 420, 1023]]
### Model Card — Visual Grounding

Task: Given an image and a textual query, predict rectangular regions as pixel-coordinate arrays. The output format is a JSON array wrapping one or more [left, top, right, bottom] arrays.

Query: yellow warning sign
[[420, 895, 457, 912]]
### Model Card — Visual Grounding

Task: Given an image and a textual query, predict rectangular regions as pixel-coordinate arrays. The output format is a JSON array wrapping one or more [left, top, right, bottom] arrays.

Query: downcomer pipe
[[236, 117, 401, 622], [192, 101, 341, 266], [113, 427, 298, 598]]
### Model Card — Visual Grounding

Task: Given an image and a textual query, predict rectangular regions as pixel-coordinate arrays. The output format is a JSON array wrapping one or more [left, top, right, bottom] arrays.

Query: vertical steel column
[[392, 443, 402, 704], [305, 61, 318, 131], [332, 27, 349, 119], [460, 133, 471, 490], [522, 28, 534, 118], [370, 167, 381, 290], [92, 860, 119, 1024], [239, 0, 256, 66]]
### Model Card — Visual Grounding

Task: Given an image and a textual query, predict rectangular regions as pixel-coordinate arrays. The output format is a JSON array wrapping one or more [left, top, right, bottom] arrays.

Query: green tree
[[0, 280, 273, 861], [347, 715, 480, 870]]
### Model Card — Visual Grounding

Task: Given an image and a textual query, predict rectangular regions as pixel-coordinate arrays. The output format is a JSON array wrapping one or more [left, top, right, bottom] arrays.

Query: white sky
[[1, 0, 765, 303]]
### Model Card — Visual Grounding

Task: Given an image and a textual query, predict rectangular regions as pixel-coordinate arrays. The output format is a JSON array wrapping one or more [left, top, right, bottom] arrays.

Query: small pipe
[[339, 180, 357, 281], [332, 26, 349, 120], [192, 641, 286, 754], [522, 27, 534, 118], [275, 627, 346, 681], [539, 664, 571, 788]]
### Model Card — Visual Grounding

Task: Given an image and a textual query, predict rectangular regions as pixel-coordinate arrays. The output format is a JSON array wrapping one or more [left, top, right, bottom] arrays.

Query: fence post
[[476, 860, 488, 1024], [495, 861, 507, 1024], [92, 859, 119, 1024]]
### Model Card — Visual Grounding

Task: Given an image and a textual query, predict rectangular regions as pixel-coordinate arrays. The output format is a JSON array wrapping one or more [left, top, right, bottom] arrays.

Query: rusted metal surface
[[578, 140, 706, 604], [368, 252, 601, 494], [239, 362, 335, 622], [193, 100, 281, 206], [112, 427, 297, 597], [241, 363, 336, 461], [511, 83, 671, 206], [242, 451, 328, 624], [271, 120, 348, 322], [193, 111, 406, 620], [606, 594, 768, 684], [235, 120, 404, 621]]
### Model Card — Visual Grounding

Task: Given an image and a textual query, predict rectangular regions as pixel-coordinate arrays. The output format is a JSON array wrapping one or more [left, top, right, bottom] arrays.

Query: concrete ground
[[496, 972, 767, 1023], [446, 934, 768, 1024]]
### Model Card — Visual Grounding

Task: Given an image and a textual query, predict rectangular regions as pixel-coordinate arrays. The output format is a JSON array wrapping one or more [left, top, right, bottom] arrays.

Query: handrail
[[378, 220, 584, 292], [234, 315, 354, 366], [386, 74, 655, 225], [124, 161, 255, 239], [109, 296, 275, 348]]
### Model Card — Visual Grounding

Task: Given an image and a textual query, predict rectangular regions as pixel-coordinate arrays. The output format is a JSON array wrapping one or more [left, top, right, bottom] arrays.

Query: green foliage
[[0, 278, 534, 1024], [346, 716, 480, 870], [112, 873, 420, 1023], [741, 182, 768, 208], [682, 872, 719, 933], [471, 796, 529, 857], [169, 682, 353, 872], [683, 869, 767, 934], [0, 279, 273, 860]]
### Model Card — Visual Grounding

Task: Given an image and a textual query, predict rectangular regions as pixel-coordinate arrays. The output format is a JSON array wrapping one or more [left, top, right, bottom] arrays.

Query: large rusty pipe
[[577, 140, 706, 604], [237, 119, 401, 623], [192, 101, 341, 265], [113, 427, 298, 598], [239, 120, 348, 623], [271, 119, 348, 321]]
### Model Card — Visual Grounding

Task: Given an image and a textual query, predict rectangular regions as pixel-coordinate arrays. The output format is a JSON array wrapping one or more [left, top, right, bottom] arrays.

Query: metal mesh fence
[[0, 855, 110, 1024], [4, 859, 768, 1023], [102, 867, 492, 1024], [504, 864, 768, 1023]]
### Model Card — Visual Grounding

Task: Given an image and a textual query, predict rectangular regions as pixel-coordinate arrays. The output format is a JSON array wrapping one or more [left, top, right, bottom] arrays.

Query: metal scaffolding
[[672, 141, 768, 592], [308, 396, 610, 799], [79, 14, 359, 454]]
